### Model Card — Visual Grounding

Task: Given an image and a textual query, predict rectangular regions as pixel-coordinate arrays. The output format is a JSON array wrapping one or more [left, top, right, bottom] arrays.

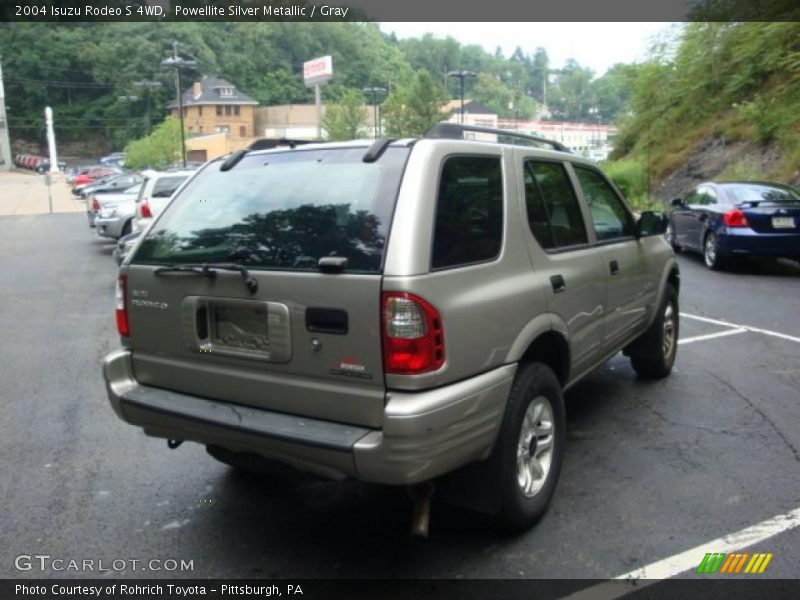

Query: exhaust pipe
[[408, 481, 435, 538]]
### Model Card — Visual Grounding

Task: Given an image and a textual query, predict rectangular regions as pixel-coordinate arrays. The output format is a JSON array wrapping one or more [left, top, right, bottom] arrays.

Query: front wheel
[[630, 284, 679, 379], [495, 362, 566, 531]]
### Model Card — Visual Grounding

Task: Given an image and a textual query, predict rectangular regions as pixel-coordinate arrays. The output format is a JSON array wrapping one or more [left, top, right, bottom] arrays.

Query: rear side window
[[152, 176, 188, 198], [133, 147, 409, 274], [524, 160, 588, 249], [432, 156, 503, 269]]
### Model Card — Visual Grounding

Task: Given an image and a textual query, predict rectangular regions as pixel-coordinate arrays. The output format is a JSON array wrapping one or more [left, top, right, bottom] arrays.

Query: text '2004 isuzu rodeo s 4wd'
[[103, 125, 679, 535]]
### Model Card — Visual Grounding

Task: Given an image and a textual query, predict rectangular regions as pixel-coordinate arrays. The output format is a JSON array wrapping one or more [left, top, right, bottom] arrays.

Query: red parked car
[[73, 167, 118, 187]]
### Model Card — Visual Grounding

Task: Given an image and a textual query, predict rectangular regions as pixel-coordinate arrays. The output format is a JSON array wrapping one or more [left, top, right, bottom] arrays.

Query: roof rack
[[248, 138, 314, 151], [425, 123, 571, 153]]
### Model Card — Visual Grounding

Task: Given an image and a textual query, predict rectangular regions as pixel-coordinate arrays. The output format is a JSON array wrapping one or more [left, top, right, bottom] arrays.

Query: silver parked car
[[103, 126, 678, 534], [87, 184, 141, 228], [93, 188, 142, 239]]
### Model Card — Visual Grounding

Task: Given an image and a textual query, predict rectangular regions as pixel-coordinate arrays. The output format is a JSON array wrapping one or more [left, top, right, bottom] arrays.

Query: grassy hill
[[606, 22, 800, 208]]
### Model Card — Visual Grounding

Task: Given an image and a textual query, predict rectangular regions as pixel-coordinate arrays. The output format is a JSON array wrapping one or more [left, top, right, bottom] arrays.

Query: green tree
[[123, 117, 182, 169], [472, 73, 513, 117], [322, 89, 368, 141], [383, 70, 447, 137]]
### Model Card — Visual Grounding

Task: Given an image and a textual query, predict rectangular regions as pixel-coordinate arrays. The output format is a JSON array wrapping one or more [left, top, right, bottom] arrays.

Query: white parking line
[[560, 506, 800, 600], [681, 313, 800, 345], [678, 328, 748, 346]]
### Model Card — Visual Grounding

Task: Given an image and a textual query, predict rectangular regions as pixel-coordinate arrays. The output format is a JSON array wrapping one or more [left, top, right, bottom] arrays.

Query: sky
[[379, 23, 679, 77]]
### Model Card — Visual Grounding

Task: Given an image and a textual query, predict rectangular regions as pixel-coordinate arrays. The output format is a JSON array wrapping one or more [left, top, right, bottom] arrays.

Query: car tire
[[630, 284, 679, 379], [665, 221, 681, 252], [494, 362, 565, 531], [703, 232, 726, 270], [120, 220, 132, 238]]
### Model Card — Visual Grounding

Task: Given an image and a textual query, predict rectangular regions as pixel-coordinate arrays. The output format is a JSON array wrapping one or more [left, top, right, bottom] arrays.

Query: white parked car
[[132, 170, 196, 233]]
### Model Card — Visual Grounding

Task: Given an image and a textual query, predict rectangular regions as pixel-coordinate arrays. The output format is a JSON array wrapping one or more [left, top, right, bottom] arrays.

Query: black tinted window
[[152, 176, 188, 198], [524, 160, 587, 248], [133, 147, 409, 274], [432, 156, 503, 269], [722, 183, 800, 204]]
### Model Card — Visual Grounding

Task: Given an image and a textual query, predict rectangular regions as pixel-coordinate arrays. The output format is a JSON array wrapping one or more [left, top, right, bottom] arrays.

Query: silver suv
[[103, 126, 679, 534]]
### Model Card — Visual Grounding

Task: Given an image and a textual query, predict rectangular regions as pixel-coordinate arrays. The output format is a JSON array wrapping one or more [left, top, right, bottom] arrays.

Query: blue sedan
[[666, 182, 800, 270]]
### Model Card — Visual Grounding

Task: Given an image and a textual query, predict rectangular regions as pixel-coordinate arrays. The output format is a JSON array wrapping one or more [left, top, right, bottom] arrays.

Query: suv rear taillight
[[140, 198, 152, 218], [115, 274, 129, 337], [91, 196, 100, 212], [382, 292, 444, 375], [723, 209, 749, 228]]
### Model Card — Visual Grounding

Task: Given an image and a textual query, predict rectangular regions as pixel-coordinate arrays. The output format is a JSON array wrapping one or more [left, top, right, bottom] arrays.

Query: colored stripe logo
[[697, 552, 773, 574]]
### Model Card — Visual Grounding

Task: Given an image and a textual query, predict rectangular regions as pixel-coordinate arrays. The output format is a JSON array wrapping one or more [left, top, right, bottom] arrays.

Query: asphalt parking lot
[[1, 213, 798, 584]]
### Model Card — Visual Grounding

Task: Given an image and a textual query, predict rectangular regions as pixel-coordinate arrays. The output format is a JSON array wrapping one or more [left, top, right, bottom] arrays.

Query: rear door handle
[[609, 260, 620, 275], [550, 274, 566, 294]]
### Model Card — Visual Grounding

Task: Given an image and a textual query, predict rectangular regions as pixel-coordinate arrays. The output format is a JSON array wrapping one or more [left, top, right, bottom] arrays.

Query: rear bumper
[[95, 216, 127, 239], [103, 349, 515, 485], [718, 229, 800, 257]]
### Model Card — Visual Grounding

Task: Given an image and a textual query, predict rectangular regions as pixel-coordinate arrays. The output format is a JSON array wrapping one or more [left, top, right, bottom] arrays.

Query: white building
[[498, 118, 617, 160]]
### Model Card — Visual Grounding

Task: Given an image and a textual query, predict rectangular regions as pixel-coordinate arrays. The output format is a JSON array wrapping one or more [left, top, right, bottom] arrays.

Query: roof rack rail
[[248, 138, 314, 151], [425, 123, 571, 153], [362, 138, 396, 163]]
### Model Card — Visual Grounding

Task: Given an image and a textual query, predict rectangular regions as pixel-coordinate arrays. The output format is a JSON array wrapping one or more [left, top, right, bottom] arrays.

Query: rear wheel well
[[519, 331, 569, 387]]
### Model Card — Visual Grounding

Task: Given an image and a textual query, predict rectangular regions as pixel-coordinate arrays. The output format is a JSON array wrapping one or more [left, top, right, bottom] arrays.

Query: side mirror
[[670, 198, 684, 208], [636, 211, 668, 238]]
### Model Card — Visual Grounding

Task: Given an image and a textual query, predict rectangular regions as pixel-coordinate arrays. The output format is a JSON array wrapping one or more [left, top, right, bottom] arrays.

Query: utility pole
[[0, 57, 12, 172], [161, 41, 196, 168], [363, 86, 386, 138], [118, 95, 138, 142], [447, 71, 476, 124], [134, 80, 162, 134]]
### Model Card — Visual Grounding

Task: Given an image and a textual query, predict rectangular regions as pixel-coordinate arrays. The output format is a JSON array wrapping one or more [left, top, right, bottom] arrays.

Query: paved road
[[1, 214, 798, 583]]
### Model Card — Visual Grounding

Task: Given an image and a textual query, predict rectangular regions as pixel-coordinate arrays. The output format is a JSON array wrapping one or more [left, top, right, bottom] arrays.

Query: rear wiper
[[154, 264, 217, 279], [153, 262, 258, 294], [202, 262, 258, 294]]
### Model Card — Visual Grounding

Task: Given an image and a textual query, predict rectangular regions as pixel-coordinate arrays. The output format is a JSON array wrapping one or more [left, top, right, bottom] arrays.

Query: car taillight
[[140, 199, 152, 218], [723, 209, 749, 227], [382, 292, 444, 375], [91, 196, 100, 211], [115, 274, 129, 337]]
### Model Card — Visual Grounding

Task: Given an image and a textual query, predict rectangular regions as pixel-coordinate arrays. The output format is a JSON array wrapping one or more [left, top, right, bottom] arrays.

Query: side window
[[151, 176, 187, 198], [685, 189, 702, 205], [573, 165, 634, 241], [431, 156, 503, 270], [697, 186, 717, 205], [524, 160, 588, 249]]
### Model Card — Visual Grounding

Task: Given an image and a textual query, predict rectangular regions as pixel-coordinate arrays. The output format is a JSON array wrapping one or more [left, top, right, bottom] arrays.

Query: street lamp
[[161, 41, 196, 168], [133, 80, 162, 134], [447, 70, 476, 124], [362, 86, 386, 138]]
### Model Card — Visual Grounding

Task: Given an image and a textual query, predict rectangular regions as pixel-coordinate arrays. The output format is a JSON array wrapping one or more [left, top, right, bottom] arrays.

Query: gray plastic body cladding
[[104, 349, 515, 484]]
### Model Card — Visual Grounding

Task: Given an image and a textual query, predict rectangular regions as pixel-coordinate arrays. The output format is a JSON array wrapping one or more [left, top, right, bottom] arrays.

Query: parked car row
[[77, 168, 197, 265], [14, 153, 66, 172]]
